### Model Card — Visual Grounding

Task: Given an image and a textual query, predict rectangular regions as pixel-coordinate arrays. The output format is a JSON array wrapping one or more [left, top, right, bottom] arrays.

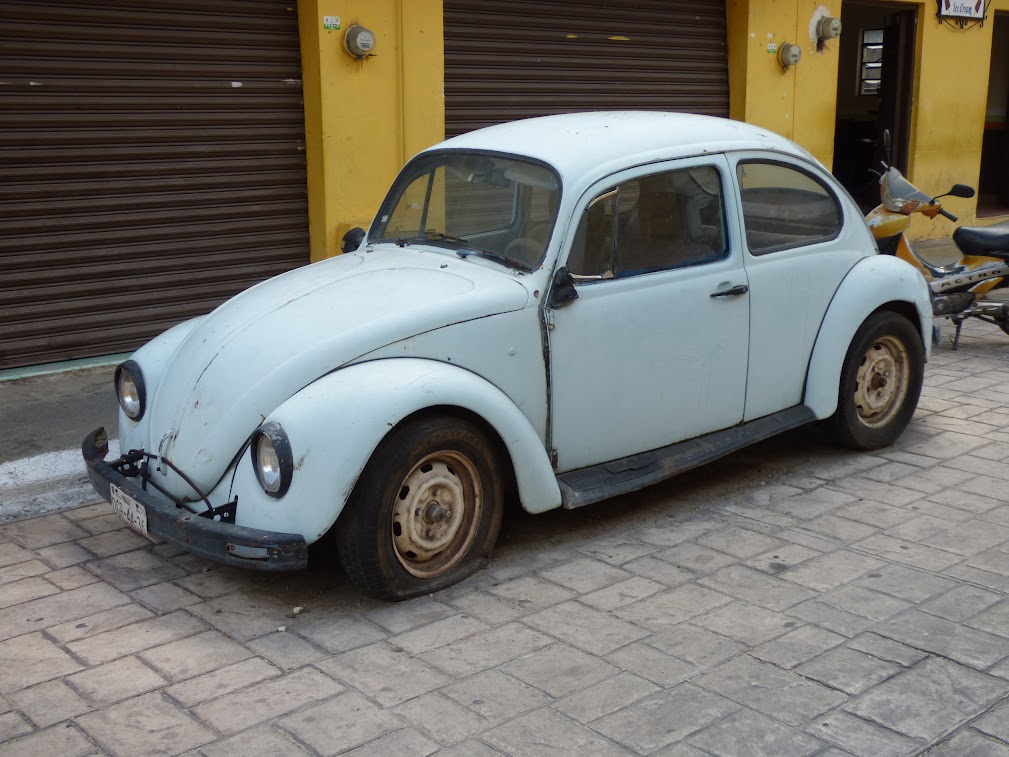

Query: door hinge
[[550, 448, 559, 468], [544, 310, 556, 331]]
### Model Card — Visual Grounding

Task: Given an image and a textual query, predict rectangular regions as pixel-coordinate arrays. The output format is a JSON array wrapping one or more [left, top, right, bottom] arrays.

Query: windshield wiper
[[395, 230, 472, 248], [426, 231, 472, 246], [392, 231, 525, 270], [455, 248, 524, 270]]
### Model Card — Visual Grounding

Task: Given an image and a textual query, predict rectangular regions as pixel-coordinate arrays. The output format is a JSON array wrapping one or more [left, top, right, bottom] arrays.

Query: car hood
[[147, 246, 529, 494]]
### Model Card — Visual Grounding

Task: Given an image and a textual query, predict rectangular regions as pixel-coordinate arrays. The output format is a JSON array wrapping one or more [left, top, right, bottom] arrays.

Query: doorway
[[978, 13, 1009, 217], [833, 2, 917, 211]]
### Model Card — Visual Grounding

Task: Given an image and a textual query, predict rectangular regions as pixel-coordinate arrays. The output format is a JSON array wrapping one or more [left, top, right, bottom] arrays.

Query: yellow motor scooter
[[866, 132, 1009, 348]]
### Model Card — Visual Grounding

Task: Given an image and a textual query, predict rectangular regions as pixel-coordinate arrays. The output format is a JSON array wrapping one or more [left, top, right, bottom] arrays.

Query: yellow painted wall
[[296, 0, 1002, 254], [298, 0, 444, 261], [729, 0, 1005, 240], [726, 0, 841, 167], [903, 1, 997, 238], [791, 1, 842, 168]]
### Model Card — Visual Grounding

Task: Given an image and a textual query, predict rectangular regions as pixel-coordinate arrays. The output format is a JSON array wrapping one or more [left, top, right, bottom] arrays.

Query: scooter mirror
[[950, 184, 976, 199], [882, 129, 892, 166]]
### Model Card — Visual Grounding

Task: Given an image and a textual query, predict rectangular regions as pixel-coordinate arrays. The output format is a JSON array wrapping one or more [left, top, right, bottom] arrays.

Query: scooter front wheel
[[825, 311, 924, 450]]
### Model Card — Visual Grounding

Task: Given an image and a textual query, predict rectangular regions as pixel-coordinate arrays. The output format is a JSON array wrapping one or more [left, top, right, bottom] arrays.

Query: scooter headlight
[[251, 422, 293, 498], [114, 361, 146, 421]]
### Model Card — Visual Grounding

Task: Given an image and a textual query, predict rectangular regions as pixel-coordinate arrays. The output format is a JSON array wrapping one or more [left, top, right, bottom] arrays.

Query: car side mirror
[[341, 227, 366, 254], [548, 266, 579, 309]]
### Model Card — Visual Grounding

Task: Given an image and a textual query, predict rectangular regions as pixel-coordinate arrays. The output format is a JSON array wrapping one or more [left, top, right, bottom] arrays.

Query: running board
[[557, 405, 817, 509]]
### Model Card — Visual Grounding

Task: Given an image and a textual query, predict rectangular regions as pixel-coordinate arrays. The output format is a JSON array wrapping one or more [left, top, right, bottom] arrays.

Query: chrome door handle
[[710, 284, 749, 298]]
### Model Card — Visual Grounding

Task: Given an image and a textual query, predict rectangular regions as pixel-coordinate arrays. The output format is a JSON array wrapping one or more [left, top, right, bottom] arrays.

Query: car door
[[728, 154, 869, 421], [547, 156, 750, 473]]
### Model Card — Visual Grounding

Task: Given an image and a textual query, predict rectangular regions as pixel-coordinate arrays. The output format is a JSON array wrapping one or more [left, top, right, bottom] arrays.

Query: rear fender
[[804, 255, 931, 419], [234, 359, 561, 543]]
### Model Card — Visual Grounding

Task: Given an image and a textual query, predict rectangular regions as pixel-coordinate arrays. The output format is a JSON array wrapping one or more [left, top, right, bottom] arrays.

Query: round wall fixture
[[817, 17, 842, 40], [345, 24, 376, 60], [778, 43, 801, 69]]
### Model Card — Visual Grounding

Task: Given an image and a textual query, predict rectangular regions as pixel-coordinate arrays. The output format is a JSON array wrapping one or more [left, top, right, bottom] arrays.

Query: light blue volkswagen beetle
[[84, 112, 931, 600]]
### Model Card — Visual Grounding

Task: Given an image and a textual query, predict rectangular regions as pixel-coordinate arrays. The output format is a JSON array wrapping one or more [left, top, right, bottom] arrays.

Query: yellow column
[[726, 0, 842, 167], [725, 0, 801, 142], [298, 0, 444, 262], [791, 1, 841, 168], [904, 5, 995, 237]]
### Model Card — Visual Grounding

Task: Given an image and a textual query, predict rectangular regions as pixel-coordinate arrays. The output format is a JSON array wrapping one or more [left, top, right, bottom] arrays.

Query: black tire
[[825, 311, 924, 450], [336, 416, 504, 601]]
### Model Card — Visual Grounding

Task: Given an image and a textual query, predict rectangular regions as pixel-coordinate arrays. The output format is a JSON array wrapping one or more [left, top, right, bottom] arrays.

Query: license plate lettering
[[110, 484, 149, 536]]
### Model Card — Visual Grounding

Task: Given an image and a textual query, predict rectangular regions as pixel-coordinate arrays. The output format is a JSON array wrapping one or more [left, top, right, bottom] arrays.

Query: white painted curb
[[0, 440, 120, 522]]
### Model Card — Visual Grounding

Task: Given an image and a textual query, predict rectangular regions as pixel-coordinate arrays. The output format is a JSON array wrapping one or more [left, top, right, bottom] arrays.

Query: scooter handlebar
[[939, 208, 957, 222]]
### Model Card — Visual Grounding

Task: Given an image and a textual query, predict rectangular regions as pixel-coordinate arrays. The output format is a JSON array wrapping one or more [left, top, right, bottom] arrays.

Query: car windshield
[[370, 152, 561, 271]]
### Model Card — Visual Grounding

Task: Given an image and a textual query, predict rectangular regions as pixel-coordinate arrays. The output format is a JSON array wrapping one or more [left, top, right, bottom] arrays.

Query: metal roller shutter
[[0, 0, 309, 370], [444, 0, 729, 137]]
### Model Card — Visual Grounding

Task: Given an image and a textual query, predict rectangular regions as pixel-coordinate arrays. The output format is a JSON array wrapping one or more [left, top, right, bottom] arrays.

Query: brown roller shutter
[[445, 0, 728, 137], [0, 0, 309, 371]]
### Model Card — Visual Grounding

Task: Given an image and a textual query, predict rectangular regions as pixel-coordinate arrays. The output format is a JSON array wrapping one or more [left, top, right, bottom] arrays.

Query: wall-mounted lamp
[[778, 42, 801, 69], [817, 16, 843, 40], [344, 24, 376, 60]]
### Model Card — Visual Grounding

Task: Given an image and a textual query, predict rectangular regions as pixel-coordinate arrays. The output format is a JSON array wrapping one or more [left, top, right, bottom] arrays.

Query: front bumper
[[82, 427, 308, 571]]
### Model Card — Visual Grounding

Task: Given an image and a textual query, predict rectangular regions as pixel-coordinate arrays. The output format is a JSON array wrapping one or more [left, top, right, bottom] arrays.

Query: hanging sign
[[939, 0, 984, 19]]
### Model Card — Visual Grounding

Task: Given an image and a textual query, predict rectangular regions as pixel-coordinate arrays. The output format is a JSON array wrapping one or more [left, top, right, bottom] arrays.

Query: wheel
[[336, 416, 504, 600], [825, 311, 924, 450]]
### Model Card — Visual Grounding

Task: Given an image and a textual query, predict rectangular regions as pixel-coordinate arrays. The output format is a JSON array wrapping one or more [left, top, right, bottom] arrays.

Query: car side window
[[736, 161, 842, 255], [567, 165, 728, 280], [566, 189, 618, 279]]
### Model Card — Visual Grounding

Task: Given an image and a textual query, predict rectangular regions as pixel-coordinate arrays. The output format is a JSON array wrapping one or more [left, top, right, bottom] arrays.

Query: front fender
[[118, 316, 205, 452], [232, 358, 562, 543], [804, 255, 932, 420]]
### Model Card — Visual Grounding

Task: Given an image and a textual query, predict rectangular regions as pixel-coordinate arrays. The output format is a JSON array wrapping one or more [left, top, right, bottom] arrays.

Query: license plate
[[110, 484, 149, 536]]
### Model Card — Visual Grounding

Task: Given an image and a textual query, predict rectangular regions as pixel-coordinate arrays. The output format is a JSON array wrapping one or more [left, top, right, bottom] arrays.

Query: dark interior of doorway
[[978, 13, 1009, 217], [833, 2, 916, 212]]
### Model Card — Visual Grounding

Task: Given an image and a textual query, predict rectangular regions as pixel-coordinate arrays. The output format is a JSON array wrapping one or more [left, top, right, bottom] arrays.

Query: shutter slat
[[444, 0, 729, 137], [0, 0, 309, 370]]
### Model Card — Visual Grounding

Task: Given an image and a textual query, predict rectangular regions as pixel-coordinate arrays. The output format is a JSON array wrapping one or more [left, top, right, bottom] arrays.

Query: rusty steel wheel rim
[[854, 335, 910, 429], [391, 450, 482, 579]]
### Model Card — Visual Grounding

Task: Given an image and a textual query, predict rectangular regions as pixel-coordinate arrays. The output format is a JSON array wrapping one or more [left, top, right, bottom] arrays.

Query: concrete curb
[[0, 441, 119, 522]]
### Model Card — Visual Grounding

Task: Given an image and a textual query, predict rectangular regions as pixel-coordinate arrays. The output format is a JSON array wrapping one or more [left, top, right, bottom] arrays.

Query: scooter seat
[[953, 224, 1009, 259]]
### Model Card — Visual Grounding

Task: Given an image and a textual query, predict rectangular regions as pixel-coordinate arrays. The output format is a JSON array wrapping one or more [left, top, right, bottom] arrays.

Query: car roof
[[425, 111, 816, 184]]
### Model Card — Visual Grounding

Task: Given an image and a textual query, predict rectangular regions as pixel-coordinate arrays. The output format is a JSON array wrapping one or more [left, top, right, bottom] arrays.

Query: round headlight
[[251, 422, 293, 498], [256, 436, 282, 493], [114, 361, 146, 421]]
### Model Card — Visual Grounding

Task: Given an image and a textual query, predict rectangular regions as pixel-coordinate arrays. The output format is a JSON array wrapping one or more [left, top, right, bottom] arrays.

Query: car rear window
[[737, 161, 842, 255]]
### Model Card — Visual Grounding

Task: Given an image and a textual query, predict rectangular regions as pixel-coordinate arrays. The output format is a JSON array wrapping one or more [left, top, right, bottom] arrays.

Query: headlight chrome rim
[[251, 422, 293, 498], [114, 360, 146, 421]]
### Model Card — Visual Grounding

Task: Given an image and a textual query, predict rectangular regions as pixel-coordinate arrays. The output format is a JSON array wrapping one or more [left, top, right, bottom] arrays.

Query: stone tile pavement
[[1, 320, 1009, 755]]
